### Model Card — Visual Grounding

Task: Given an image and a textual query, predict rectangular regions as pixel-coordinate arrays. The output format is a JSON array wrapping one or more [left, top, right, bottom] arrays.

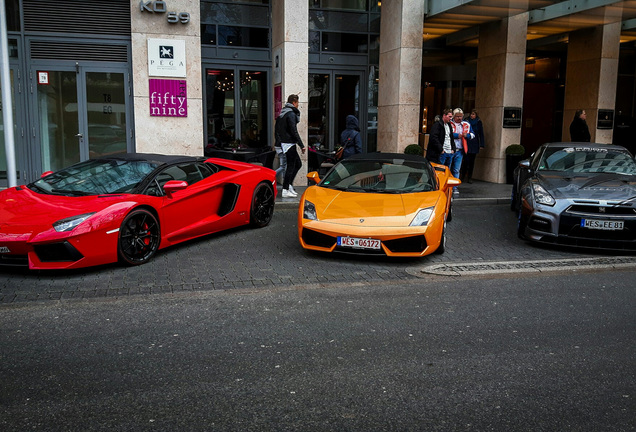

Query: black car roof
[[346, 152, 428, 163], [98, 153, 206, 166]]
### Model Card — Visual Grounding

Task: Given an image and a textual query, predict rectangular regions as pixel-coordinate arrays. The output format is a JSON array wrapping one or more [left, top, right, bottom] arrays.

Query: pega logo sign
[[149, 79, 187, 117]]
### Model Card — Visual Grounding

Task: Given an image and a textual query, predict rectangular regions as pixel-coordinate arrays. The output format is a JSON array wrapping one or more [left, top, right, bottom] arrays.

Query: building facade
[[2, 0, 636, 187]]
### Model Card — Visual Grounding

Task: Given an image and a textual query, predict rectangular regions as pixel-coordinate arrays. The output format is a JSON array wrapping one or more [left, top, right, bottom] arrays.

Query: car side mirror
[[163, 180, 188, 197], [520, 160, 530, 169], [41, 171, 54, 178], [447, 178, 461, 187], [307, 171, 321, 185]]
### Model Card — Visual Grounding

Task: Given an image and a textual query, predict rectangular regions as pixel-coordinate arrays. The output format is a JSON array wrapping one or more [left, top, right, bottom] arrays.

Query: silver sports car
[[511, 142, 636, 250]]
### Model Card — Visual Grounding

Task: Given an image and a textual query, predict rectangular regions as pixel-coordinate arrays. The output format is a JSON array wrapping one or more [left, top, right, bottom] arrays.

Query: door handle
[[75, 133, 83, 138]]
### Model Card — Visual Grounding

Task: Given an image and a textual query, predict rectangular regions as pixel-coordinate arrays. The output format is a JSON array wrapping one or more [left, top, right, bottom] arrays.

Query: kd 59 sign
[[140, 0, 190, 24]]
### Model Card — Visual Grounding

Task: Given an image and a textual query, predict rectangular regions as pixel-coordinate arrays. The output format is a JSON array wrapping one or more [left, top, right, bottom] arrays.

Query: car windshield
[[538, 147, 636, 175], [320, 158, 436, 193], [29, 159, 159, 196]]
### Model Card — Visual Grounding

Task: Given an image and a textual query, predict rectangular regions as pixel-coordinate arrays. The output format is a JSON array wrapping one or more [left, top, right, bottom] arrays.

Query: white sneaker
[[289, 185, 297, 194], [282, 189, 297, 198]]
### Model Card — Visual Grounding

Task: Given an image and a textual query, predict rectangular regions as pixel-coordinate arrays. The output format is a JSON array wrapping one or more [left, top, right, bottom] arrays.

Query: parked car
[[298, 153, 460, 257], [0, 154, 276, 270], [511, 142, 636, 250]]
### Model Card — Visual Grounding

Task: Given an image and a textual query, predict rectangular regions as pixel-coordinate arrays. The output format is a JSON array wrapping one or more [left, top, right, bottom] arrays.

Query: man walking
[[449, 108, 474, 189], [275, 94, 305, 197]]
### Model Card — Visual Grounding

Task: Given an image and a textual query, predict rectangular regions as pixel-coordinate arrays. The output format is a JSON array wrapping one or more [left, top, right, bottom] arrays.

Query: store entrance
[[307, 70, 365, 153], [31, 65, 130, 176]]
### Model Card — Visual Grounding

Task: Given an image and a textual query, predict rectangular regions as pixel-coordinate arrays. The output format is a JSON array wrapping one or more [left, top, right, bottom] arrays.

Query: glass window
[[309, 10, 368, 32], [310, 0, 368, 11], [240, 71, 268, 148], [322, 32, 368, 53], [218, 26, 269, 48], [201, 2, 269, 26], [201, 24, 217, 45], [5, 0, 20, 31], [206, 69, 235, 147], [86, 72, 127, 159]]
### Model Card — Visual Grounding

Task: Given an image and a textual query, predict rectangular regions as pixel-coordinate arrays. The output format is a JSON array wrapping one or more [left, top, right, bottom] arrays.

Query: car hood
[[305, 186, 441, 226], [0, 186, 135, 231], [536, 172, 636, 201]]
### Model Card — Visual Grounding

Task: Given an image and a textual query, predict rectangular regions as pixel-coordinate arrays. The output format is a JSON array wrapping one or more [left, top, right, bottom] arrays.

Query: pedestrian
[[275, 94, 305, 198], [461, 109, 485, 183], [449, 108, 475, 192], [426, 109, 453, 164], [340, 115, 362, 159], [273, 139, 287, 185], [569, 109, 591, 142]]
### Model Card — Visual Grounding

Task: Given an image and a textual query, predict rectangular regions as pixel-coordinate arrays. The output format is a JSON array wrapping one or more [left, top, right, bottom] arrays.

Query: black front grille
[[529, 216, 552, 233], [383, 235, 427, 253], [0, 254, 28, 267], [34, 242, 83, 263], [567, 204, 636, 216], [301, 228, 336, 249]]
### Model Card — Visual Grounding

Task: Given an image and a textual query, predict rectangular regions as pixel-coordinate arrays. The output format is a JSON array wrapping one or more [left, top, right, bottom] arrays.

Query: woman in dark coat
[[461, 109, 485, 183], [340, 115, 363, 159], [569, 109, 591, 142]]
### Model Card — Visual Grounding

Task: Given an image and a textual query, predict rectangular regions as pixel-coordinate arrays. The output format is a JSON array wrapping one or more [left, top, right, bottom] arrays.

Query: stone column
[[272, 0, 308, 185], [473, 13, 528, 184], [563, 23, 621, 144], [130, 0, 203, 155], [377, 0, 424, 153]]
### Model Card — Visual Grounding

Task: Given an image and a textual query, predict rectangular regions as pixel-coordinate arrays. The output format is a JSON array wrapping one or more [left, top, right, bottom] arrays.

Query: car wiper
[[51, 189, 92, 196]]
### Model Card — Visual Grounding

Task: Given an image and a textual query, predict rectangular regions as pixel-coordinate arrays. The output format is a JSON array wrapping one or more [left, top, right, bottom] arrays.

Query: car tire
[[435, 222, 447, 254], [118, 208, 160, 266], [517, 208, 528, 240], [250, 182, 275, 228]]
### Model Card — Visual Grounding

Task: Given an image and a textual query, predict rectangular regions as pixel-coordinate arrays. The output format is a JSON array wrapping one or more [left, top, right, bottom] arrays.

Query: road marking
[[409, 256, 636, 277]]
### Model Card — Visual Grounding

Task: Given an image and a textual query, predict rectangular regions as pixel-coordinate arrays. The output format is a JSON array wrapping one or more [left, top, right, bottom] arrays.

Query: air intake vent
[[23, 0, 131, 36], [30, 41, 129, 62]]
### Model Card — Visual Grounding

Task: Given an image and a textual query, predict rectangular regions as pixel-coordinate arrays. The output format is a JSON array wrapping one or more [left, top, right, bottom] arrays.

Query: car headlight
[[532, 184, 556, 206], [53, 213, 95, 232], [410, 207, 435, 226], [303, 200, 317, 220]]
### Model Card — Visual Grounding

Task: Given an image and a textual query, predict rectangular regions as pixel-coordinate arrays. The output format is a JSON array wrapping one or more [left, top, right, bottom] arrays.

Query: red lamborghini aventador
[[0, 153, 277, 270]]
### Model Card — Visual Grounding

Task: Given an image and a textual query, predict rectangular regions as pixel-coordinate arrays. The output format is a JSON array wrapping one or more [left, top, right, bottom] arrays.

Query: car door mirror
[[307, 171, 321, 185], [447, 178, 461, 187], [163, 180, 188, 197], [41, 171, 54, 178]]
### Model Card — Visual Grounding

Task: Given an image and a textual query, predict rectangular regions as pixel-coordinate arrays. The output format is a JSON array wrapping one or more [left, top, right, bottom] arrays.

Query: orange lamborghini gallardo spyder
[[298, 153, 460, 257]]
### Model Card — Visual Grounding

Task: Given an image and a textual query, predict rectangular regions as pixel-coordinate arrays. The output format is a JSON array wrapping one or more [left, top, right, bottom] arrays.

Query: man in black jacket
[[427, 109, 453, 164], [275, 94, 305, 197]]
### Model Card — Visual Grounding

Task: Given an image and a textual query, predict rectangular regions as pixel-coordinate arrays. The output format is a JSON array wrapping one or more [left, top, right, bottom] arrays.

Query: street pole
[[0, 0, 18, 187]]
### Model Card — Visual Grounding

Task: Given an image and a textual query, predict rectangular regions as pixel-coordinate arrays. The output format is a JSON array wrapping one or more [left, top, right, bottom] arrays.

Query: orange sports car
[[298, 153, 460, 256]]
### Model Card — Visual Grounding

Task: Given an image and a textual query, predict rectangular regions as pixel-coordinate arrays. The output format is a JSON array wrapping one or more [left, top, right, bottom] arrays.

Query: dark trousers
[[461, 152, 477, 181], [283, 145, 301, 190]]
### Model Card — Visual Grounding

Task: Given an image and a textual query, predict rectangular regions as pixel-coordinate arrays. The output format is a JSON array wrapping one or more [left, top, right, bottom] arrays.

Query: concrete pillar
[[378, 0, 424, 153], [272, 0, 308, 185], [474, 13, 528, 184], [563, 23, 621, 144], [130, 0, 203, 155]]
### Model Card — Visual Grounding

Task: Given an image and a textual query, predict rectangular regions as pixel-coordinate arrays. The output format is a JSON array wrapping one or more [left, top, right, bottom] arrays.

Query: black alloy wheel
[[250, 182, 275, 227], [118, 209, 160, 265]]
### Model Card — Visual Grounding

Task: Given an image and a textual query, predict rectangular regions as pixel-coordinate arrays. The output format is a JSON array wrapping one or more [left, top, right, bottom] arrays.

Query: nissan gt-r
[[0, 154, 276, 270], [511, 142, 636, 250], [298, 153, 460, 257]]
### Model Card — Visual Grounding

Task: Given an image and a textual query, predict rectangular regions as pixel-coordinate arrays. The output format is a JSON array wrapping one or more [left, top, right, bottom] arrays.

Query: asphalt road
[[1, 270, 634, 431], [0, 203, 617, 304]]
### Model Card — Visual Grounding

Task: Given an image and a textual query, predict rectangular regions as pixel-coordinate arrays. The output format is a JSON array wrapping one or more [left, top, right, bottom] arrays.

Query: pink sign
[[149, 79, 187, 117]]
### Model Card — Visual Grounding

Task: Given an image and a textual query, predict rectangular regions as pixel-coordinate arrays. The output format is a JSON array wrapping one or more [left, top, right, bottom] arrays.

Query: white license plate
[[0, 246, 10, 253], [580, 219, 624, 230], [337, 236, 381, 250]]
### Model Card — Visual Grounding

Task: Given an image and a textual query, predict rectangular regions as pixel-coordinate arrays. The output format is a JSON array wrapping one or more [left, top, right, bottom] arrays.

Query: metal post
[[0, 0, 18, 187]]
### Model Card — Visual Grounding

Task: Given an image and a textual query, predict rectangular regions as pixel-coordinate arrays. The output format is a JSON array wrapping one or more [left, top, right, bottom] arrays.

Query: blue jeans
[[449, 150, 463, 180], [275, 147, 287, 181], [439, 152, 453, 167]]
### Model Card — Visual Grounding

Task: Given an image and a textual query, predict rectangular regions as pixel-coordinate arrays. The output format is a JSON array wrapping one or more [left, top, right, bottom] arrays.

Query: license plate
[[0, 246, 10, 253], [337, 236, 381, 250], [580, 219, 624, 230]]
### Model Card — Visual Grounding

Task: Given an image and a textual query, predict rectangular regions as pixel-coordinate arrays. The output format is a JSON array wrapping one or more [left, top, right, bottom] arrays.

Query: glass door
[[33, 66, 130, 175], [204, 67, 269, 152], [308, 70, 364, 153]]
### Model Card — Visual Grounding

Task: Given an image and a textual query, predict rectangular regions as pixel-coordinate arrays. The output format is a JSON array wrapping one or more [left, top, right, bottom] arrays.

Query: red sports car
[[0, 154, 277, 270]]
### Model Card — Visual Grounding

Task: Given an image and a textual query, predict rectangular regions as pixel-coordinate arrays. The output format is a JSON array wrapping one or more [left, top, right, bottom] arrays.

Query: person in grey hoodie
[[274, 94, 305, 197], [340, 115, 363, 159]]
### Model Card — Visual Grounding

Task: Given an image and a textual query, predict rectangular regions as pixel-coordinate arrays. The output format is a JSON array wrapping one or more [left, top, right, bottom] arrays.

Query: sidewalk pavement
[[276, 180, 512, 208]]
